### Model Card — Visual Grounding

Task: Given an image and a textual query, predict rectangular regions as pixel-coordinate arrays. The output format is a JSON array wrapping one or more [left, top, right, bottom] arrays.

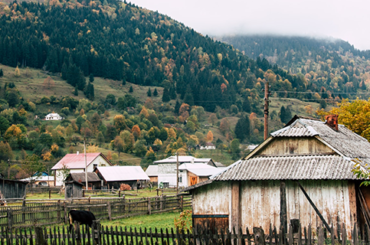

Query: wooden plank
[[280, 181, 287, 232], [348, 181, 357, 235]]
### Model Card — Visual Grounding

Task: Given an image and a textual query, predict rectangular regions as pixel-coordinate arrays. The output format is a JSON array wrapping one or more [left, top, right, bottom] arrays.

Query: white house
[[51, 152, 112, 186], [199, 142, 216, 150], [178, 163, 221, 187], [44, 113, 63, 120], [150, 156, 218, 188]]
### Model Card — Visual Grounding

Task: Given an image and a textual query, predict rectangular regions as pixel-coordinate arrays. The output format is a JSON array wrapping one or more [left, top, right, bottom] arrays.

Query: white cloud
[[128, 0, 370, 50]]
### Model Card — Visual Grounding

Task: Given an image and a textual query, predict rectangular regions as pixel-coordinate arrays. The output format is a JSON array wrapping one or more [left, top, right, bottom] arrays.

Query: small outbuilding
[[145, 165, 158, 184], [95, 166, 149, 190], [65, 172, 102, 190], [0, 178, 28, 199], [185, 115, 370, 237], [65, 180, 83, 199]]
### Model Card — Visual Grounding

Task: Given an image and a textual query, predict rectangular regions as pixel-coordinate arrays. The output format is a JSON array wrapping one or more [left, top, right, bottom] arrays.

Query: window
[[93, 164, 97, 169], [178, 176, 182, 183]]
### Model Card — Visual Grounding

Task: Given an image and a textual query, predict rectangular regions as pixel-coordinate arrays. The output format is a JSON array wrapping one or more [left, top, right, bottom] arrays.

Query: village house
[[150, 156, 219, 188], [200, 142, 216, 150], [184, 115, 370, 237], [21, 175, 55, 187], [179, 163, 221, 187], [94, 166, 149, 190], [44, 112, 63, 120], [51, 152, 112, 186]]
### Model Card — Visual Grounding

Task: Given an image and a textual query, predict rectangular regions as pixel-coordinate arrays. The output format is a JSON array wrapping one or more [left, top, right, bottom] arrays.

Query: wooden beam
[[280, 180, 287, 232], [296, 181, 331, 232], [231, 181, 240, 230]]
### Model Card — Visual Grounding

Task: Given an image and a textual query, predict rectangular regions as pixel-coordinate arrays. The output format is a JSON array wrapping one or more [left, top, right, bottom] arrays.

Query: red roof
[[51, 153, 111, 170]]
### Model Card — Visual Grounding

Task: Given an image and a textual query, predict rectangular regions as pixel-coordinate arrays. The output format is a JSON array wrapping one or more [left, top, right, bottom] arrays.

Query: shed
[[65, 180, 83, 199], [0, 178, 28, 199], [95, 166, 149, 190], [184, 115, 370, 237], [65, 172, 102, 190]]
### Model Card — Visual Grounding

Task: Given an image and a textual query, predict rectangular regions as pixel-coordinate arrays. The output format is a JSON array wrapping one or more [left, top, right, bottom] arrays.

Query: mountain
[[217, 35, 370, 101]]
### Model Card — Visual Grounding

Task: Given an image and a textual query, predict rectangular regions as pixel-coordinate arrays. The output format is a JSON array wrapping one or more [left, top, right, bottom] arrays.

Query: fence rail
[[0, 220, 365, 245], [0, 195, 191, 229]]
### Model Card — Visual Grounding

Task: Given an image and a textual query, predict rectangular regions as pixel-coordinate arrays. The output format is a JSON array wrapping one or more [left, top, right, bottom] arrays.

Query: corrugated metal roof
[[179, 163, 222, 177], [51, 153, 111, 170], [97, 166, 149, 182], [145, 165, 158, 176], [153, 156, 211, 164], [69, 172, 101, 182], [21, 176, 54, 182], [271, 121, 318, 137], [212, 155, 358, 181]]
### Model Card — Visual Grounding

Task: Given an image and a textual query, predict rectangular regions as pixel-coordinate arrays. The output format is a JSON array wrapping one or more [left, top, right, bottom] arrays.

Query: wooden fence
[[0, 221, 366, 245], [0, 195, 191, 229]]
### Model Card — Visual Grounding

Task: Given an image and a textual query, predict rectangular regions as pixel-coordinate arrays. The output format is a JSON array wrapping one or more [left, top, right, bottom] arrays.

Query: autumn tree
[[87, 144, 99, 153], [43, 76, 55, 90], [208, 113, 218, 125], [132, 125, 141, 139], [219, 118, 230, 135], [114, 136, 124, 155], [113, 115, 127, 133], [206, 130, 214, 142], [0, 141, 13, 161]]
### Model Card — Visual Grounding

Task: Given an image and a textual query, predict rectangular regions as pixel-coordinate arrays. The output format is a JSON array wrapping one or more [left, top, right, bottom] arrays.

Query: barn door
[[190, 177, 198, 186], [66, 185, 73, 198]]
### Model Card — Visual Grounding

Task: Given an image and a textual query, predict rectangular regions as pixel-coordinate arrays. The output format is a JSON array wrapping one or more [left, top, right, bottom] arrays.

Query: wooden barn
[[95, 166, 149, 190], [0, 178, 28, 199], [184, 115, 370, 237], [65, 172, 102, 190]]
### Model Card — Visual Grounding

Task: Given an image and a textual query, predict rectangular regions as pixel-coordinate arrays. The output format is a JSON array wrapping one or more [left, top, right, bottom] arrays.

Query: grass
[[100, 209, 190, 230], [194, 149, 235, 166]]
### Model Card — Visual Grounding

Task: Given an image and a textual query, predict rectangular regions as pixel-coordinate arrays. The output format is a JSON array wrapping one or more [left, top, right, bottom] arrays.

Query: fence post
[[35, 227, 47, 245], [148, 198, 151, 215], [122, 195, 126, 214], [107, 202, 112, 221], [180, 196, 183, 212], [160, 196, 163, 211], [163, 195, 166, 210], [64, 201, 68, 224], [57, 200, 61, 222], [22, 199, 26, 223], [7, 208, 12, 230]]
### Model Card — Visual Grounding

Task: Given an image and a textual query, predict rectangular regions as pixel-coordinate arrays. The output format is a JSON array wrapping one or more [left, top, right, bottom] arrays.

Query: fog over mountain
[[128, 0, 370, 50]]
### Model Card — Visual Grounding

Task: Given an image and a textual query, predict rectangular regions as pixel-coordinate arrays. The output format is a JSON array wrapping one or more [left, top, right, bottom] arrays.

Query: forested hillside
[[218, 35, 370, 102]]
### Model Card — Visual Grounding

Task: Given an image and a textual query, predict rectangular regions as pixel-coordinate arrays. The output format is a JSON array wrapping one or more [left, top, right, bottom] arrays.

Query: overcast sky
[[128, 0, 370, 51]]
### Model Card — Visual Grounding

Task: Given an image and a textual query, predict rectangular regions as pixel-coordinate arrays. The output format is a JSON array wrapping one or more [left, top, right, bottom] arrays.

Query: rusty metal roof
[[212, 155, 357, 181]]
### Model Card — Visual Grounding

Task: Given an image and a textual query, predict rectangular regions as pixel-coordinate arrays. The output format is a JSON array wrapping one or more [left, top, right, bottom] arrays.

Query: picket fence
[[0, 195, 191, 229], [0, 221, 366, 245]]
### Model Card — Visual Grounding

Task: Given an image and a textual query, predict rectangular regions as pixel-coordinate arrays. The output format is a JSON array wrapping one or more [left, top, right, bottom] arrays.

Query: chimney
[[76, 151, 79, 155], [191, 158, 194, 164], [325, 115, 338, 131]]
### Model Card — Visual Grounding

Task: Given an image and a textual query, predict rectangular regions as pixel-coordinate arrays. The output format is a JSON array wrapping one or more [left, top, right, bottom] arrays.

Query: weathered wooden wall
[[0, 180, 27, 199], [193, 180, 355, 237], [256, 138, 334, 156], [193, 181, 230, 215]]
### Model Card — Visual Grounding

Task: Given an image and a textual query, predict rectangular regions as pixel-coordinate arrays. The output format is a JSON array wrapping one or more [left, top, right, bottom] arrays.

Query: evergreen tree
[[74, 85, 78, 96], [0, 69, 3, 77], [122, 78, 126, 85], [129, 86, 133, 93], [147, 88, 152, 97], [162, 88, 170, 102], [153, 88, 158, 96], [89, 73, 94, 83], [242, 99, 251, 113], [320, 99, 327, 109], [174, 100, 181, 115], [184, 85, 194, 106], [280, 106, 287, 123], [234, 114, 250, 142], [170, 85, 177, 100], [285, 106, 292, 122]]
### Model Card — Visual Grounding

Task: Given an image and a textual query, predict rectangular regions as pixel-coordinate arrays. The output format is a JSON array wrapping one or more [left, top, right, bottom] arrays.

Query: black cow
[[68, 210, 96, 232]]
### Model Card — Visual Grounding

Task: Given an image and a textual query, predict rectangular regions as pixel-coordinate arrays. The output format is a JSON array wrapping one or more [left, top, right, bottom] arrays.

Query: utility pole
[[84, 137, 88, 190], [176, 152, 179, 194], [264, 82, 270, 140]]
